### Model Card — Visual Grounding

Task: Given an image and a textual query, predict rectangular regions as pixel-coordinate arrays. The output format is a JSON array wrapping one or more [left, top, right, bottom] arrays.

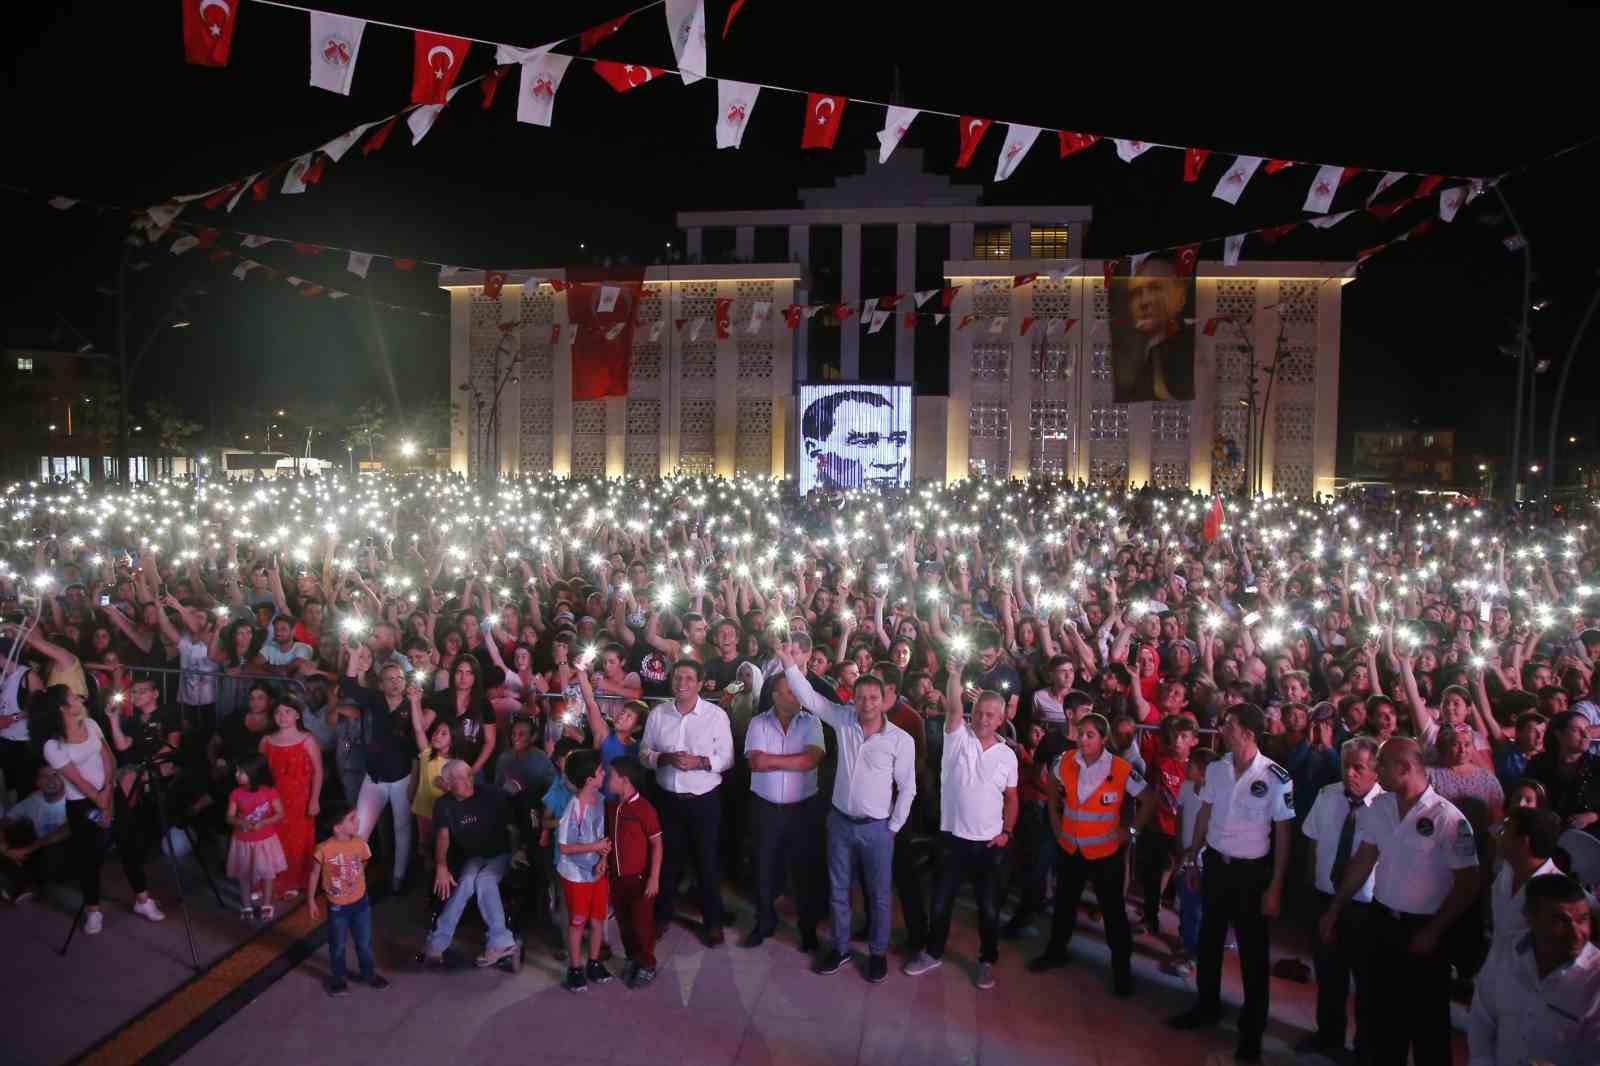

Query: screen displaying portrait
[[797, 383, 912, 494], [1109, 254, 1196, 404]]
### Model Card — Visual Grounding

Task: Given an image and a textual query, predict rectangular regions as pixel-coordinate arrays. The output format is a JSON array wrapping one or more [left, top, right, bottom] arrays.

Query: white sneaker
[[902, 951, 942, 977], [133, 898, 166, 923], [84, 910, 104, 934]]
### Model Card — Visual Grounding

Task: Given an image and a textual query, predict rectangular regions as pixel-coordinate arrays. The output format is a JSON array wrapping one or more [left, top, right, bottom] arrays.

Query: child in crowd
[[225, 755, 286, 920], [1138, 714, 1198, 937], [540, 737, 583, 942], [604, 755, 662, 989], [556, 748, 611, 993], [1163, 747, 1218, 978], [410, 719, 455, 866], [307, 804, 390, 996]]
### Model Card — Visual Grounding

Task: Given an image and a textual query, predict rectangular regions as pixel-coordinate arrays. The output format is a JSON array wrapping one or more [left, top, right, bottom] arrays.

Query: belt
[[832, 806, 885, 826], [1210, 851, 1269, 864], [753, 793, 818, 807], [1376, 903, 1430, 922]]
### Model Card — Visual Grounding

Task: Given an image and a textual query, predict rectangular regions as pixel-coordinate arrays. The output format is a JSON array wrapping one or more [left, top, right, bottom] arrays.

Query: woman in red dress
[[261, 700, 322, 899]]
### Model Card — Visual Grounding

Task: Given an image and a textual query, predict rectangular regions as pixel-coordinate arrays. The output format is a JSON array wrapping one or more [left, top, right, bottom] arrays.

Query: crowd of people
[[1, 471, 1598, 1062]]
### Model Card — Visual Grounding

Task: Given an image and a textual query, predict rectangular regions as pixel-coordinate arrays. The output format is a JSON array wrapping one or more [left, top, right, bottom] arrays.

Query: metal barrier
[[119, 662, 314, 711]]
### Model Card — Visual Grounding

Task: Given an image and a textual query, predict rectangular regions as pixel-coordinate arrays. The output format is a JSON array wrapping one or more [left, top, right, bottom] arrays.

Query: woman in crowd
[[261, 698, 322, 899]]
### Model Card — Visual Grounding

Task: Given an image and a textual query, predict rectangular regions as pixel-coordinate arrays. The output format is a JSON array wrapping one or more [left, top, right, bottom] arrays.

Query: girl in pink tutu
[[226, 755, 287, 920]]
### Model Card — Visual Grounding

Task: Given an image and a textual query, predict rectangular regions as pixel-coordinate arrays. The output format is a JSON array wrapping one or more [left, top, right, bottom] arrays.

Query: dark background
[[3, 1, 1597, 465]]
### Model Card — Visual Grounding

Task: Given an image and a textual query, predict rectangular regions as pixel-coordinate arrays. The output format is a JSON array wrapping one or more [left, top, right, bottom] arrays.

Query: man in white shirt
[[1170, 704, 1295, 1063], [1322, 737, 1480, 1066], [0, 644, 40, 806], [1299, 735, 1383, 1058], [259, 615, 311, 672], [903, 662, 1018, 990], [0, 765, 69, 901], [1491, 806, 1565, 948], [639, 660, 735, 946], [775, 642, 916, 985], [742, 673, 826, 951], [1469, 873, 1600, 1066]]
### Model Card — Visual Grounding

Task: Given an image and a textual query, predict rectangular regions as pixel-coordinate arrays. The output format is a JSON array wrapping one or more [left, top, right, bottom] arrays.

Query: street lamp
[[400, 439, 417, 458], [346, 445, 354, 475]]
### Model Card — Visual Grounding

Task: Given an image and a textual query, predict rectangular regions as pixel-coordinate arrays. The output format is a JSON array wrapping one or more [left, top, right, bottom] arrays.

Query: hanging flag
[[689, 317, 706, 340], [301, 155, 325, 185], [880, 293, 902, 310], [665, 0, 707, 84], [834, 304, 855, 321], [507, 49, 571, 127], [877, 106, 919, 164], [957, 314, 977, 330], [281, 154, 314, 194], [201, 185, 235, 210], [722, 0, 746, 37], [480, 64, 511, 109], [1113, 138, 1153, 163], [988, 315, 1008, 335], [1258, 223, 1297, 242], [912, 289, 937, 308], [1058, 131, 1101, 158], [320, 122, 376, 163], [394, 258, 417, 270], [328, 291, 348, 300], [715, 80, 760, 149], [1201, 317, 1223, 336], [1416, 174, 1445, 197], [714, 297, 733, 338], [182, 0, 239, 66], [597, 285, 621, 312], [783, 305, 802, 330], [860, 297, 879, 320], [413, 32, 469, 105], [675, 317, 688, 332], [1102, 259, 1121, 288], [1203, 496, 1225, 543], [1307, 210, 1355, 230], [170, 235, 201, 255], [482, 271, 508, 298], [1439, 186, 1467, 223], [240, 234, 274, 248], [994, 124, 1041, 182], [292, 242, 321, 255], [1012, 274, 1038, 288], [955, 117, 991, 168], [1367, 195, 1416, 221], [933, 313, 946, 325], [1128, 252, 1150, 277], [1264, 159, 1296, 174], [1222, 233, 1245, 267], [1183, 147, 1211, 182], [362, 116, 399, 155], [47, 196, 78, 210], [649, 319, 665, 341], [347, 251, 372, 278], [233, 259, 260, 280], [224, 174, 256, 212], [902, 311, 916, 330], [308, 12, 365, 95], [802, 93, 846, 149], [579, 13, 631, 51], [549, 279, 570, 292], [594, 62, 665, 92], [1019, 317, 1036, 336], [1212, 155, 1263, 205], [748, 301, 771, 333], [940, 286, 961, 310], [1175, 244, 1200, 277], [867, 310, 891, 334], [300, 285, 325, 298], [1367, 170, 1407, 205], [1302, 163, 1345, 213]]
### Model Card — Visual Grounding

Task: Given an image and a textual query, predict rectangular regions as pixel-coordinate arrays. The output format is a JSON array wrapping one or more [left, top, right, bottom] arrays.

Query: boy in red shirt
[[605, 754, 663, 989], [1135, 713, 1198, 938]]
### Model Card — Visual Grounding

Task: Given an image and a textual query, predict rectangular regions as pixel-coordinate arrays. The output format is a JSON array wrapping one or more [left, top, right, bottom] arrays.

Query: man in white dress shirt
[[1321, 737, 1480, 1066], [1469, 873, 1600, 1066], [639, 660, 735, 946], [742, 673, 826, 951], [774, 641, 916, 985], [1299, 735, 1383, 1058], [1492, 806, 1566, 948]]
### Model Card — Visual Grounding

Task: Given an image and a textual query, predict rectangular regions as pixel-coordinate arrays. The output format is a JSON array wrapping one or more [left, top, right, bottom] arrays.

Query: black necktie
[[1329, 794, 1361, 890]]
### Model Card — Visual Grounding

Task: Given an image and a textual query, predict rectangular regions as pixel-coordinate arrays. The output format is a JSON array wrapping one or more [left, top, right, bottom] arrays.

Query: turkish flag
[[834, 304, 855, 321], [1102, 258, 1121, 288], [182, 0, 239, 66], [939, 286, 961, 310], [202, 184, 236, 210], [1203, 496, 1225, 544], [1416, 174, 1445, 197], [1012, 273, 1038, 288], [1184, 148, 1211, 182], [413, 32, 469, 105], [957, 314, 977, 330], [362, 116, 399, 155], [1258, 223, 1297, 243], [569, 268, 643, 401], [783, 305, 802, 329], [480, 64, 511, 109], [1264, 159, 1296, 174], [714, 298, 733, 338], [802, 94, 846, 149], [956, 116, 991, 168], [1175, 243, 1200, 277], [902, 311, 917, 329], [483, 271, 507, 298], [579, 13, 631, 51], [1058, 131, 1101, 158], [594, 61, 665, 92]]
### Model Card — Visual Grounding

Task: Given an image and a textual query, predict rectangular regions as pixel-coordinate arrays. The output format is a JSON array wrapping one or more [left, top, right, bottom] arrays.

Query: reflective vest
[[1057, 754, 1133, 860]]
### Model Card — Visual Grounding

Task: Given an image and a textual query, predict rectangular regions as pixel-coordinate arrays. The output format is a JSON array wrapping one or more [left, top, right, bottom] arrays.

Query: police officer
[[1168, 704, 1294, 1063], [1027, 711, 1155, 996], [1320, 737, 1479, 1066]]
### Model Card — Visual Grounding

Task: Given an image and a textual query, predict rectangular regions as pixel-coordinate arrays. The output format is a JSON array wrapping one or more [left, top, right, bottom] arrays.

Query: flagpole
[[1497, 184, 1531, 507]]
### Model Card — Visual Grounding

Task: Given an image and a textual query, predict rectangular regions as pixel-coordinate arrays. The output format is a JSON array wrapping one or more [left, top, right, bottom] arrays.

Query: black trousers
[[927, 833, 1004, 964], [1134, 828, 1176, 928], [891, 829, 928, 952], [1047, 846, 1132, 985], [65, 795, 151, 908], [749, 793, 825, 937], [1312, 893, 1372, 1052], [1005, 800, 1056, 926], [1196, 854, 1272, 1040], [1368, 907, 1452, 1066], [654, 787, 724, 931], [0, 738, 37, 802]]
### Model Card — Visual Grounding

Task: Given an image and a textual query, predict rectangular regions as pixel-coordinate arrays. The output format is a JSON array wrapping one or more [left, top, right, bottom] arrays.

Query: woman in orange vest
[[1027, 712, 1155, 996]]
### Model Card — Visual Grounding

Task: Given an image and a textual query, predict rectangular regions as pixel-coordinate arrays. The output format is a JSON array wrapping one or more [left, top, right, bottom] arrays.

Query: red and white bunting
[[912, 289, 937, 309], [308, 12, 365, 95], [1439, 186, 1467, 223], [994, 124, 1040, 182], [934, 313, 947, 326], [233, 258, 260, 279], [1113, 138, 1153, 163], [716, 80, 760, 149], [1213, 155, 1263, 205], [1222, 233, 1245, 266], [281, 154, 314, 194], [1307, 210, 1354, 230], [1367, 170, 1407, 205], [412, 32, 469, 105], [748, 300, 771, 333], [594, 62, 666, 93], [861, 297, 879, 319], [182, 0, 239, 67], [801, 93, 846, 149], [319, 121, 375, 163], [1058, 131, 1101, 158], [498, 46, 570, 127], [664, 0, 707, 85], [877, 106, 919, 164], [347, 251, 372, 277], [867, 310, 890, 334], [1302, 163, 1345, 214], [955, 117, 991, 168], [1183, 148, 1211, 182]]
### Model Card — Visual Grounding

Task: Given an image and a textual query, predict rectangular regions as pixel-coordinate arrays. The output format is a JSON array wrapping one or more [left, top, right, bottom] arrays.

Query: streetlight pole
[[1543, 280, 1600, 518], [1496, 185, 1532, 505]]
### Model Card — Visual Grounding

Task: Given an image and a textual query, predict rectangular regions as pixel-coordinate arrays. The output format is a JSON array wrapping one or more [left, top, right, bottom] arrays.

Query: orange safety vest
[[1056, 754, 1133, 860]]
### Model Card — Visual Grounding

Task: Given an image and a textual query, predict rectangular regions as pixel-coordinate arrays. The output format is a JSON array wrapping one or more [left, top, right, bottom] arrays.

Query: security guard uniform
[[1033, 747, 1146, 991], [1189, 749, 1295, 1047], [1354, 785, 1477, 1066]]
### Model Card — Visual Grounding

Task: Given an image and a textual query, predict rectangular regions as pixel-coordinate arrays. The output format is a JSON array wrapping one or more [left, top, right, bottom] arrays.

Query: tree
[[345, 400, 386, 461], [143, 399, 201, 454], [75, 379, 121, 454], [409, 397, 457, 450]]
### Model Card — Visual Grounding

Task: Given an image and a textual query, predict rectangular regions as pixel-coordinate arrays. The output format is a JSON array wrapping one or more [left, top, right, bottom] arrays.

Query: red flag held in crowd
[[1203, 496, 1225, 543], [182, 0, 239, 66], [412, 32, 469, 105], [801, 94, 846, 149]]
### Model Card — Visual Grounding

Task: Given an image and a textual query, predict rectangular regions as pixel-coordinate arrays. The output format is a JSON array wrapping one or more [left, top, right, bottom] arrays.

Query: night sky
[[3, 2, 1597, 468]]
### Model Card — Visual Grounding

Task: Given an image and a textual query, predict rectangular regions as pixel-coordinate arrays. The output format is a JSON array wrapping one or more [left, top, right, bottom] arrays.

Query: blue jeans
[[1177, 870, 1203, 953], [327, 895, 376, 981], [425, 853, 515, 957], [826, 809, 894, 956]]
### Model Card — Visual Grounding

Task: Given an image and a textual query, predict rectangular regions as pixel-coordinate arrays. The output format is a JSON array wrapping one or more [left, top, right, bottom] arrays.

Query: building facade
[[446, 154, 1346, 495]]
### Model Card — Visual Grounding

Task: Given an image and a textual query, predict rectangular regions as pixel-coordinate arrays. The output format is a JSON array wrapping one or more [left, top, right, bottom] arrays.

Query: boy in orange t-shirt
[[308, 805, 390, 996]]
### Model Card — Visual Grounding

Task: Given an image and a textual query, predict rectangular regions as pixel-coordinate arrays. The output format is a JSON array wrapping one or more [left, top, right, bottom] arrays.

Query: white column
[[1189, 277, 1217, 494], [788, 224, 811, 387], [448, 289, 471, 474], [714, 281, 738, 477], [946, 282, 972, 482], [840, 222, 861, 379], [734, 226, 754, 261], [1255, 285, 1279, 493], [1008, 281, 1032, 478], [1314, 281, 1343, 498], [496, 288, 520, 477], [1072, 278, 1094, 483], [552, 296, 572, 477], [894, 223, 915, 383], [1010, 221, 1030, 260], [605, 396, 625, 478], [1128, 403, 1152, 486], [661, 283, 679, 473], [772, 279, 794, 478]]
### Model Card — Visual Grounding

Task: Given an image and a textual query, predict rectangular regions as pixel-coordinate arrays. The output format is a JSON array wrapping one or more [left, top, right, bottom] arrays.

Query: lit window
[[15, 357, 33, 372], [973, 226, 1012, 260], [1029, 227, 1070, 258], [1422, 434, 1435, 447]]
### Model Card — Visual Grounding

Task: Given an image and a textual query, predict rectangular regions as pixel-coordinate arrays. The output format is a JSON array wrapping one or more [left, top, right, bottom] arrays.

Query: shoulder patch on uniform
[[1455, 820, 1472, 838], [1128, 766, 1144, 784], [1267, 763, 1291, 784]]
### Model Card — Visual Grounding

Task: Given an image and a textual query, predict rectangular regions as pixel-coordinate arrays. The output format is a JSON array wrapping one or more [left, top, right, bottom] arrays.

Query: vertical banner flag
[[500, 45, 570, 127], [347, 251, 372, 278], [1223, 233, 1245, 267], [1183, 148, 1211, 182], [994, 124, 1040, 182], [877, 106, 919, 164], [802, 94, 846, 149], [665, 0, 707, 84], [1113, 139, 1154, 163], [955, 116, 991, 168], [413, 32, 469, 105], [183, 0, 239, 66], [1212, 155, 1263, 205], [308, 12, 365, 94], [716, 80, 760, 149], [1302, 163, 1345, 213], [569, 268, 644, 401], [1108, 253, 1196, 404]]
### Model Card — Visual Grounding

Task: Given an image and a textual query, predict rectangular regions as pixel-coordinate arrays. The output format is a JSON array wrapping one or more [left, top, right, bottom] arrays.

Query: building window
[[1029, 227, 1069, 259], [1422, 433, 1435, 447], [973, 226, 1012, 260], [15, 357, 33, 372]]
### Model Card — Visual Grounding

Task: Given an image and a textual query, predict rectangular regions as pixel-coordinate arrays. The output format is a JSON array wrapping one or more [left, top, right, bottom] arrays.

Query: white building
[[445, 151, 1347, 495]]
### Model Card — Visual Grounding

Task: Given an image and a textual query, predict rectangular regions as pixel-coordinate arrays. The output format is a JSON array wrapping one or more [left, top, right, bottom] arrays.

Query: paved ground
[[1, 855, 1473, 1066]]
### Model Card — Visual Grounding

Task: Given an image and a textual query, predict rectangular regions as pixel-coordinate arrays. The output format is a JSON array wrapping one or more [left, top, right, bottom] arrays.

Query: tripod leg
[[148, 778, 203, 970]]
